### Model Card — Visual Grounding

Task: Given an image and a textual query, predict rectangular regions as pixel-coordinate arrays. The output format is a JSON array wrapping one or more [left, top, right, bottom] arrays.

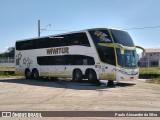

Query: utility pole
[[38, 20, 51, 37], [38, 20, 40, 37]]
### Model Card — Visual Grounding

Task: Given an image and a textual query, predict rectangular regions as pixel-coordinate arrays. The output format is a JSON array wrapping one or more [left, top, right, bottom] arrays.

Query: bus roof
[[16, 28, 124, 42]]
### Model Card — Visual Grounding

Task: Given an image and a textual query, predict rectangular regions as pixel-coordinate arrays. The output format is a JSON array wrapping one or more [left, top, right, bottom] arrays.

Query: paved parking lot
[[0, 78, 159, 119]]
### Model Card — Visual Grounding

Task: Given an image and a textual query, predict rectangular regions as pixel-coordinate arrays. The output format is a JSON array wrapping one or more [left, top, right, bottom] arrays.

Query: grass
[[0, 66, 15, 72], [147, 77, 160, 84], [0, 66, 24, 79], [139, 67, 160, 74], [0, 75, 24, 79], [139, 67, 160, 84]]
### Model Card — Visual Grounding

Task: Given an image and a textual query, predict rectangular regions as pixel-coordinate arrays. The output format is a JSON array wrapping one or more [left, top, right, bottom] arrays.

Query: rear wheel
[[88, 70, 100, 85], [33, 69, 39, 80], [25, 69, 32, 79], [73, 69, 83, 82]]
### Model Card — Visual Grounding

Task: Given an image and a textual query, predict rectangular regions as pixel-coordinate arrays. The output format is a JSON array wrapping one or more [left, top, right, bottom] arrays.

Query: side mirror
[[98, 43, 145, 56], [135, 46, 146, 56]]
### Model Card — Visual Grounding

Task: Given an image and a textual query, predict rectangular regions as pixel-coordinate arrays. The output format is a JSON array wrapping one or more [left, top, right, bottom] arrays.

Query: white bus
[[15, 28, 145, 85]]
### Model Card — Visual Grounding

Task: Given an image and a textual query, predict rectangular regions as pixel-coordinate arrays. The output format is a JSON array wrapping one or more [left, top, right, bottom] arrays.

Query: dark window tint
[[111, 29, 134, 47], [37, 55, 95, 65], [67, 33, 90, 46], [89, 30, 116, 65], [89, 30, 113, 44], [16, 40, 35, 50], [16, 33, 90, 50], [96, 47, 116, 65]]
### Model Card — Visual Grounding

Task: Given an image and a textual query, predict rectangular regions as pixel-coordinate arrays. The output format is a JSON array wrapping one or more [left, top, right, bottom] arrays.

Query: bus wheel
[[25, 69, 32, 79], [33, 69, 39, 80], [73, 69, 82, 82], [107, 80, 115, 87], [88, 70, 100, 85]]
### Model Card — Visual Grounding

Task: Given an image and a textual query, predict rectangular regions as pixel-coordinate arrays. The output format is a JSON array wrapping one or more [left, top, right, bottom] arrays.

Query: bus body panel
[[15, 28, 142, 82]]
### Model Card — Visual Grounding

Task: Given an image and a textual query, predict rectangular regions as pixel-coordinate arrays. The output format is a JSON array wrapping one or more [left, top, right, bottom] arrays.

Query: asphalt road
[[0, 78, 159, 120]]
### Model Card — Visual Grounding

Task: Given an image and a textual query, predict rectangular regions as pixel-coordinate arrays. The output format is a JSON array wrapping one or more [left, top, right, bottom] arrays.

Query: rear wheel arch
[[85, 68, 97, 78]]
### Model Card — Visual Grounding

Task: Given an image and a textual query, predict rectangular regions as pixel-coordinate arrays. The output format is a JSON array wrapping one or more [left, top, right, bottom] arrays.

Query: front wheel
[[107, 80, 115, 87], [88, 70, 100, 85]]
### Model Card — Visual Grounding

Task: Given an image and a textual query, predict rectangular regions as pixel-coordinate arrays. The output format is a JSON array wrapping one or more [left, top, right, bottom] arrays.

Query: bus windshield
[[111, 29, 134, 47], [116, 48, 138, 68]]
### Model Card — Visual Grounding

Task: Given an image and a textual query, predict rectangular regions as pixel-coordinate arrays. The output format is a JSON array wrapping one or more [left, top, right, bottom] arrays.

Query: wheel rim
[[26, 71, 31, 78], [88, 71, 93, 80], [75, 71, 79, 80], [34, 71, 38, 79]]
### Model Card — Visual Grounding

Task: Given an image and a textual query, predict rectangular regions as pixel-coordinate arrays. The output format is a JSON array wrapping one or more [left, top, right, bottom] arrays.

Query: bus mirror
[[135, 46, 146, 56], [120, 48, 124, 54]]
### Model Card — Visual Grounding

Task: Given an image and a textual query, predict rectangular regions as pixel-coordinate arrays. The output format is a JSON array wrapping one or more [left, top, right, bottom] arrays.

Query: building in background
[[139, 48, 160, 67]]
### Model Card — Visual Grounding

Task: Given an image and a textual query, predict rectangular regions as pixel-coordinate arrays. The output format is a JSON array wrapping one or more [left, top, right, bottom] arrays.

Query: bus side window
[[104, 47, 116, 65], [97, 47, 116, 65], [67, 33, 90, 47]]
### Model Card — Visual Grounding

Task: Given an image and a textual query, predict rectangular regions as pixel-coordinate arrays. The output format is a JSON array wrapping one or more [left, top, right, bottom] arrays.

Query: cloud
[[0, 49, 6, 53], [0, 46, 9, 53], [5, 46, 9, 49]]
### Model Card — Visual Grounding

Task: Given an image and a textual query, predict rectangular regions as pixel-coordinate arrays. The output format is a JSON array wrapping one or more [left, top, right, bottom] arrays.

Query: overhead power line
[[45, 30, 71, 32], [40, 25, 160, 32], [123, 25, 160, 30]]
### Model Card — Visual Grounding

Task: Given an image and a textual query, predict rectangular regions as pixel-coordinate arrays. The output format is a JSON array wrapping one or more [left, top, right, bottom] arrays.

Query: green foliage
[[0, 47, 15, 57], [0, 71, 14, 75], [148, 77, 160, 84], [139, 67, 160, 84], [139, 67, 160, 74]]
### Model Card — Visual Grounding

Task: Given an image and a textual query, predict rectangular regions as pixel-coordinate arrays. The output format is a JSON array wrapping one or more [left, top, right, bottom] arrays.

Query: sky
[[0, 0, 160, 53]]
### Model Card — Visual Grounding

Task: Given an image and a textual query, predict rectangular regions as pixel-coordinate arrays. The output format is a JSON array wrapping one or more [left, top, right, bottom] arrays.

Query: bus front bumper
[[116, 69, 139, 81]]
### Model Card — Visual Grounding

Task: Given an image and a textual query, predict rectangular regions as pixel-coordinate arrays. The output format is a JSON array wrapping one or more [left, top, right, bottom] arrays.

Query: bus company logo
[[94, 30, 111, 42], [46, 47, 69, 55], [2, 112, 11, 117]]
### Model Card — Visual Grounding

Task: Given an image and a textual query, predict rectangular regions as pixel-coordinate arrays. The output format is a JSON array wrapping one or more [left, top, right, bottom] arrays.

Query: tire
[[33, 69, 39, 80], [25, 69, 32, 79], [73, 69, 83, 82], [88, 70, 100, 85], [107, 80, 115, 87]]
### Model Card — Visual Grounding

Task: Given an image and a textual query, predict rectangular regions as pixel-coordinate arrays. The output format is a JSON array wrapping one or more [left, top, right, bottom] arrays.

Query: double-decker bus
[[15, 28, 145, 85]]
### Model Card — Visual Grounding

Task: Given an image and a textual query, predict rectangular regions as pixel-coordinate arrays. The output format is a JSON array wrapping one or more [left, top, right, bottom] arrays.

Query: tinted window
[[89, 30, 116, 65], [16, 40, 36, 50], [89, 30, 113, 44], [96, 47, 116, 65], [67, 33, 90, 46], [37, 55, 95, 65], [111, 29, 134, 47], [116, 49, 137, 67], [16, 33, 90, 50]]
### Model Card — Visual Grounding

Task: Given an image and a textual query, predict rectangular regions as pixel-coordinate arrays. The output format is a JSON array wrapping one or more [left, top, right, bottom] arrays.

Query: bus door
[[98, 47, 116, 80]]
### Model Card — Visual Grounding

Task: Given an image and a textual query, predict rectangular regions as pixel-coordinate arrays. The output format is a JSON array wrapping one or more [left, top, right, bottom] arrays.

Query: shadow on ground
[[0, 78, 135, 90], [115, 82, 135, 87]]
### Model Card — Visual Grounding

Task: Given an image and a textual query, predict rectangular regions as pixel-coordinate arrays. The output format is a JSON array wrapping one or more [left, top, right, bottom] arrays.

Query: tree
[[0, 47, 15, 57]]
